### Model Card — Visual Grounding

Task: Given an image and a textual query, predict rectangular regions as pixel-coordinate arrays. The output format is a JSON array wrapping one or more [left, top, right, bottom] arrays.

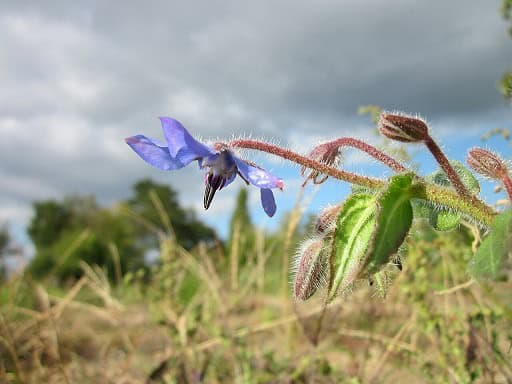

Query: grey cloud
[[5, 1, 510, 127], [0, 0, 511, 236]]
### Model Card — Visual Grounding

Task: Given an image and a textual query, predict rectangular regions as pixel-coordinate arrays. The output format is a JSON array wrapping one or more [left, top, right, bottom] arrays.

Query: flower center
[[203, 150, 237, 209]]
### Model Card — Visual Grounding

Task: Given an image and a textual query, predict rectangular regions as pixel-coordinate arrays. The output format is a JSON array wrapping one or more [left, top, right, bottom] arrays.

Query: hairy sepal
[[328, 174, 414, 300], [422, 161, 480, 231], [363, 173, 414, 275], [328, 193, 376, 300]]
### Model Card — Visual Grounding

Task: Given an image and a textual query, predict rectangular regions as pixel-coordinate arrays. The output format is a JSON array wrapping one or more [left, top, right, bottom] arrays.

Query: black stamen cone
[[204, 174, 225, 209]]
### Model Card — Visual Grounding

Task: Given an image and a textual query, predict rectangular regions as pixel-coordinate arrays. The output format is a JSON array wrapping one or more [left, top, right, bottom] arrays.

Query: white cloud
[[0, 200, 32, 224], [0, 0, 511, 246]]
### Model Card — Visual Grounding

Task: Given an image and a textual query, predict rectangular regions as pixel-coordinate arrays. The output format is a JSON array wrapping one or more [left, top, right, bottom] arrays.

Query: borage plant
[[126, 112, 512, 302]]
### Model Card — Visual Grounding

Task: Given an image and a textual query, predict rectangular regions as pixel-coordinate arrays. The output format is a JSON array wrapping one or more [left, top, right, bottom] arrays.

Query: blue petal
[[125, 135, 185, 170], [160, 117, 215, 166], [223, 171, 237, 188], [260, 188, 276, 217], [233, 157, 284, 190]]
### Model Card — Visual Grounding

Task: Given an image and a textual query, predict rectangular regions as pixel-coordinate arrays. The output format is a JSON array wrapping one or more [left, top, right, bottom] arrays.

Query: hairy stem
[[329, 137, 407, 172], [229, 139, 496, 226], [420, 184, 495, 226], [424, 137, 472, 198], [501, 173, 512, 201], [230, 139, 384, 189]]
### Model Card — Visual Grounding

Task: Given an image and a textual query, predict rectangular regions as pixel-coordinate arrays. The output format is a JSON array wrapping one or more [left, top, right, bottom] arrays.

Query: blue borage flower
[[125, 117, 284, 217]]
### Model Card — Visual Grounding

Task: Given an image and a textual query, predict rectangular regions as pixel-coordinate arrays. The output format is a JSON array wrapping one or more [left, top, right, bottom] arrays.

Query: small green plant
[[126, 113, 511, 303]]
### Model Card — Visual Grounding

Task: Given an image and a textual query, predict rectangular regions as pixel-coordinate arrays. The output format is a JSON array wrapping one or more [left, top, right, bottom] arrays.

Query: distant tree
[[501, 0, 512, 100], [0, 225, 9, 279], [28, 201, 72, 248], [26, 180, 216, 282], [27, 196, 144, 282], [0, 226, 8, 254], [230, 188, 252, 233], [126, 179, 216, 250], [227, 188, 254, 258], [503, 0, 512, 35]]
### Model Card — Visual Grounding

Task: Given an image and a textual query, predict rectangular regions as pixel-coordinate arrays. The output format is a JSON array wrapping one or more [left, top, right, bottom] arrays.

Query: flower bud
[[315, 204, 342, 234], [466, 147, 508, 180], [301, 142, 342, 185], [378, 113, 429, 143], [293, 238, 327, 301]]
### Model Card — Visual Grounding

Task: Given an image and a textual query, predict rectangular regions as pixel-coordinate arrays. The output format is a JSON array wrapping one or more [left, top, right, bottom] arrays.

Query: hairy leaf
[[328, 194, 376, 299], [364, 174, 414, 274], [469, 209, 512, 279]]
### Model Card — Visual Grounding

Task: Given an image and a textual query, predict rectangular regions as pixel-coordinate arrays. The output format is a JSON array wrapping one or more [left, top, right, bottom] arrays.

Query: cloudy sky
[[1, 0, 511, 249]]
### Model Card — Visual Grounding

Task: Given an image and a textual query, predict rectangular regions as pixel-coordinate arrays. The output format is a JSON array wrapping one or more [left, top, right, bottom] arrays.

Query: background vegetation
[[1, 149, 511, 383], [0, 2, 511, 382]]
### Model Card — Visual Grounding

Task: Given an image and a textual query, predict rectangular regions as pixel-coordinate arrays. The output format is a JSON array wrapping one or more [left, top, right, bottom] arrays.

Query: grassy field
[[1, 201, 511, 384]]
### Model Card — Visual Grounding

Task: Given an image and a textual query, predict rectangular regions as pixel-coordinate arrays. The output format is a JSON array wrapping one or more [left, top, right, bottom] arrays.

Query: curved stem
[[329, 137, 407, 173], [230, 139, 385, 189], [419, 184, 495, 226], [501, 173, 512, 201], [424, 137, 471, 198], [229, 139, 496, 226]]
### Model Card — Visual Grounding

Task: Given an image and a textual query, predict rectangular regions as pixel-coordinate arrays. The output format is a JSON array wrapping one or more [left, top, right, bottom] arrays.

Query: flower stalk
[[126, 115, 497, 230], [229, 139, 385, 189], [503, 175, 512, 201], [379, 112, 473, 199], [424, 137, 472, 198], [303, 137, 407, 177], [229, 139, 496, 226]]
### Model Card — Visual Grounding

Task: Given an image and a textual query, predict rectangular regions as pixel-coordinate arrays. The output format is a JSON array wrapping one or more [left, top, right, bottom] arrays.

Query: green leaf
[[430, 161, 480, 194], [328, 194, 376, 299], [351, 184, 375, 194], [468, 209, 512, 279], [328, 174, 415, 300], [412, 199, 431, 219], [422, 161, 480, 231], [364, 174, 414, 274]]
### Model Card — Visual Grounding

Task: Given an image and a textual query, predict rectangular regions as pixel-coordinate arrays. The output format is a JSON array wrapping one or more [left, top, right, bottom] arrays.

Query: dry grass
[[1, 195, 511, 383]]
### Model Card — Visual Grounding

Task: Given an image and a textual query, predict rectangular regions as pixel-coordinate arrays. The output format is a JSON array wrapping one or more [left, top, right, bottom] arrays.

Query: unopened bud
[[301, 142, 342, 185], [293, 238, 327, 301], [315, 204, 342, 234], [467, 147, 508, 180], [378, 113, 429, 143]]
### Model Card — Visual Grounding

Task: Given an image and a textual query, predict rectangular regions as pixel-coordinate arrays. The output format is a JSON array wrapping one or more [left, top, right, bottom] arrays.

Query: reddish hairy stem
[[329, 137, 407, 173], [424, 137, 472, 198], [501, 173, 512, 201], [229, 138, 496, 225], [229, 139, 384, 189]]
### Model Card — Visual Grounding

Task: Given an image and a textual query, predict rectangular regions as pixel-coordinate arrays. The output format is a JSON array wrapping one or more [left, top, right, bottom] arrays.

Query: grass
[[1, 195, 511, 383]]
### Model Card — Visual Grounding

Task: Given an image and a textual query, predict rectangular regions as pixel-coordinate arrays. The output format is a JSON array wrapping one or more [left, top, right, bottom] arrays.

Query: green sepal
[[412, 199, 431, 219], [328, 174, 415, 300], [429, 210, 461, 231], [364, 173, 414, 274], [421, 161, 480, 231], [468, 209, 512, 279], [328, 193, 376, 300], [351, 184, 376, 194]]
